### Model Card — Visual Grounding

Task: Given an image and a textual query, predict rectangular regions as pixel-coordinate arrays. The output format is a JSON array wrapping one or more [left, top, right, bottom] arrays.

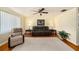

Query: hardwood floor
[[0, 36, 79, 51], [62, 39, 79, 51], [0, 43, 12, 51]]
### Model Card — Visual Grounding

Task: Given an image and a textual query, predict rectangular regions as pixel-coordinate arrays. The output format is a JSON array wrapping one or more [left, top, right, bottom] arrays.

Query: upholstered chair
[[8, 28, 24, 48]]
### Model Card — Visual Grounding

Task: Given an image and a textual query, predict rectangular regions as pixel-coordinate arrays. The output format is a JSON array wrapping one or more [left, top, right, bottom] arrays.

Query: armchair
[[8, 28, 24, 48]]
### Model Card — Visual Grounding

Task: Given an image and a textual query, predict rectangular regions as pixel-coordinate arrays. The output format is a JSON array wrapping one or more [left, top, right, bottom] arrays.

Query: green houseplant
[[59, 30, 70, 40]]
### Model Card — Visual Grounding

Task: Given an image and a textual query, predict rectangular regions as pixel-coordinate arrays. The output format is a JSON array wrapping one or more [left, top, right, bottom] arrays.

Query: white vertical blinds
[[0, 11, 21, 34]]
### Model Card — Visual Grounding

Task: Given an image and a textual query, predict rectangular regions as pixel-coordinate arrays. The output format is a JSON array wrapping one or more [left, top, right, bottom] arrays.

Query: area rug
[[12, 37, 74, 51]]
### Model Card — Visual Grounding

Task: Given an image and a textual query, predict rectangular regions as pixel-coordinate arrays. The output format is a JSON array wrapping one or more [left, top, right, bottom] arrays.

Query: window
[[0, 11, 21, 34]]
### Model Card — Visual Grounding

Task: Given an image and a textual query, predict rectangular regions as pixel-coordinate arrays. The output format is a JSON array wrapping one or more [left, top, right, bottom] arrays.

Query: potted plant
[[59, 30, 70, 40]]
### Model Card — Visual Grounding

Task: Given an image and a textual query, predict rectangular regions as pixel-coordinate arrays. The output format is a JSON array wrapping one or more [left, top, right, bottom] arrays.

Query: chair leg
[[8, 37, 11, 48], [23, 35, 24, 43]]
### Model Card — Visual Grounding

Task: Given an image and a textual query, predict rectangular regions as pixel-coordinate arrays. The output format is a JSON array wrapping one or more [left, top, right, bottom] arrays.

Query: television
[[37, 19, 45, 26]]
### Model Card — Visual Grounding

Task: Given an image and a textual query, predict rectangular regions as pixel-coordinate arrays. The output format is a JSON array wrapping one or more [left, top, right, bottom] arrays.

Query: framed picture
[[37, 19, 45, 26]]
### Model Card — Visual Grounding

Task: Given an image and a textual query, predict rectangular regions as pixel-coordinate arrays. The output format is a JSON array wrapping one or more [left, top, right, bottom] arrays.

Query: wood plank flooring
[[0, 43, 12, 51], [0, 36, 79, 51], [62, 39, 79, 51]]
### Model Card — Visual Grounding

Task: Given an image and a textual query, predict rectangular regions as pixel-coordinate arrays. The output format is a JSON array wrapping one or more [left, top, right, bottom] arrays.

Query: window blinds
[[0, 11, 21, 34]]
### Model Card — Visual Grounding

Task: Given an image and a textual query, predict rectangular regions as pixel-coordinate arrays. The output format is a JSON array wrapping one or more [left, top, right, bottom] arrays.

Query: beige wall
[[21, 16, 26, 33], [25, 14, 55, 29], [54, 8, 77, 45]]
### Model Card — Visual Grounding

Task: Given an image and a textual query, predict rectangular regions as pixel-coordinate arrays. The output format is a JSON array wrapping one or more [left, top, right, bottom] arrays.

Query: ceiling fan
[[33, 8, 48, 16]]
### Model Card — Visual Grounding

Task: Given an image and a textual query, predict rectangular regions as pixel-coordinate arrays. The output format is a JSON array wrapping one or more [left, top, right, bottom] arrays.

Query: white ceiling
[[11, 7, 74, 17]]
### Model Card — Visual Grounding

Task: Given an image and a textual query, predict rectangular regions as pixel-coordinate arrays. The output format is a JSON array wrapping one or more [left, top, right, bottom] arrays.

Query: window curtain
[[0, 11, 21, 34]]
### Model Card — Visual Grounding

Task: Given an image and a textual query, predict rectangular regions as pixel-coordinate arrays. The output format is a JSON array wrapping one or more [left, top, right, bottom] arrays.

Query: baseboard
[[62, 39, 79, 51]]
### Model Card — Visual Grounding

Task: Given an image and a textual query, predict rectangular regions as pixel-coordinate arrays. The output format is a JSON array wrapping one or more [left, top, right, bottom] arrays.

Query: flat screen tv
[[37, 19, 45, 26]]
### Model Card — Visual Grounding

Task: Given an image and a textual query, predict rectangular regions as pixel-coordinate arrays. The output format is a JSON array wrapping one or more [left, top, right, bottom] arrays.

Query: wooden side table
[[52, 30, 57, 36], [50, 29, 57, 37], [25, 30, 32, 36]]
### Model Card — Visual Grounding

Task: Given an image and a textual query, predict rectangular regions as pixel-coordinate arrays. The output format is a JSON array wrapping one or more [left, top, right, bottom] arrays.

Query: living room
[[0, 7, 79, 51]]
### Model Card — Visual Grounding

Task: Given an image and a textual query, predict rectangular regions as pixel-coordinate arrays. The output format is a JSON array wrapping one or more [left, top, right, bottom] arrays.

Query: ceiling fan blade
[[32, 8, 48, 16], [39, 8, 45, 13], [42, 12, 48, 14]]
